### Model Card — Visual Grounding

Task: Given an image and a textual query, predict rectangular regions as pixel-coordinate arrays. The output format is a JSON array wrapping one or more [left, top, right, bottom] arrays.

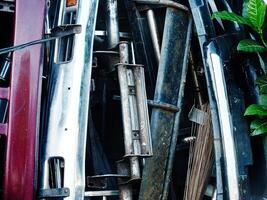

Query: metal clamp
[[114, 63, 144, 68], [149, 100, 180, 113], [87, 174, 129, 189]]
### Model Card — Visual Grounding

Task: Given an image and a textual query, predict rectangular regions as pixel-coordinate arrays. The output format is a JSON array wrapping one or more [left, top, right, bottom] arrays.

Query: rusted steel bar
[[139, 5, 192, 200]]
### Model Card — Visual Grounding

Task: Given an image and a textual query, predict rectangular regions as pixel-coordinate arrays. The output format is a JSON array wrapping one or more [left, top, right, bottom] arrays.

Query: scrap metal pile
[[0, 0, 266, 199]]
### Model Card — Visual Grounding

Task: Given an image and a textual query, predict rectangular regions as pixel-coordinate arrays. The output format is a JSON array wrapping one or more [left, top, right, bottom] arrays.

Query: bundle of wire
[[184, 104, 214, 200]]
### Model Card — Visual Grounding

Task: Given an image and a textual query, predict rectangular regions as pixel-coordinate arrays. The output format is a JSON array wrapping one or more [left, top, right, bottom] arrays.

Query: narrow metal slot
[[57, 11, 76, 63], [48, 157, 65, 190]]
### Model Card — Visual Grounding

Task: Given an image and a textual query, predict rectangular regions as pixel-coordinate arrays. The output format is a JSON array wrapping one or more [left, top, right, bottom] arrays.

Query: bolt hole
[[65, 128, 68, 131], [68, 87, 71, 90]]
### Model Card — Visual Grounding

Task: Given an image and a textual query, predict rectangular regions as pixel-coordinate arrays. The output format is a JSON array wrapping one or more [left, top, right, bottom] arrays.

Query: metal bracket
[[188, 105, 208, 125], [93, 50, 119, 55], [0, 1, 14, 13], [95, 30, 132, 39], [38, 188, 70, 199], [84, 190, 120, 197], [113, 95, 180, 113], [149, 100, 180, 113], [87, 174, 129, 189], [51, 24, 82, 37]]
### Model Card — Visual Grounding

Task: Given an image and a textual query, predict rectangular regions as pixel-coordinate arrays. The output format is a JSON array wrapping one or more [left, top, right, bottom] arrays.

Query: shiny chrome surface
[[39, 0, 99, 199], [205, 44, 239, 200]]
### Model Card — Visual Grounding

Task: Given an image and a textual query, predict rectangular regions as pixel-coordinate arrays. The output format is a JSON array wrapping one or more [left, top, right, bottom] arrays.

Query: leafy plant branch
[[212, 0, 267, 136], [212, 0, 267, 52]]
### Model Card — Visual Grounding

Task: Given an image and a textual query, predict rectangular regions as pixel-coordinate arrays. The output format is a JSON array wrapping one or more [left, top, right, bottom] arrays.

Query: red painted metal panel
[[2, 0, 45, 199]]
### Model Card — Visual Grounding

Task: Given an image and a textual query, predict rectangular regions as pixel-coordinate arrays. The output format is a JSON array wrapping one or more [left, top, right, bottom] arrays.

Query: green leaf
[[243, 0, 250, 17], [247, 0, 267, 30], [260, 94, 267, 105], [244, 104, 267, 116], [212, 11, 252, 26], [256, 75, 267, 93], [250, 119, 267, 136], [237, 39, 267, 52], [250, 119, 265, 129]]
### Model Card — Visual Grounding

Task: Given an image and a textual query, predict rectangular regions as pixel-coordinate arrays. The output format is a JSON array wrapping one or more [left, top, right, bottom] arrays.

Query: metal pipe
[[119, 185, 133, 200], [146, 9, 160, 64], [123, 0, 157, 93], [106, 0, 120, 49], [117, 159, 133, 200], [129, 156, 140, 179], [130, 41, 136, 64], [134, 0, 189, 12]]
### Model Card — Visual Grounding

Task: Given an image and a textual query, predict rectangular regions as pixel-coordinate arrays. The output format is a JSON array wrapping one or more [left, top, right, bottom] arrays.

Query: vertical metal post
[[118, 42, 141, 180], [147, 9, 161, 64], [118, 42, 134, 156], [117, 159, 133, 200], [119, 185, 133, 200], [106, 0, 120, 49]]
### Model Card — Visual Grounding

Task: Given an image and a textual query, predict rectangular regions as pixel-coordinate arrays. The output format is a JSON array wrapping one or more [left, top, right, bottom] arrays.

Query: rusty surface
[[139, 7, 191, 200]]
